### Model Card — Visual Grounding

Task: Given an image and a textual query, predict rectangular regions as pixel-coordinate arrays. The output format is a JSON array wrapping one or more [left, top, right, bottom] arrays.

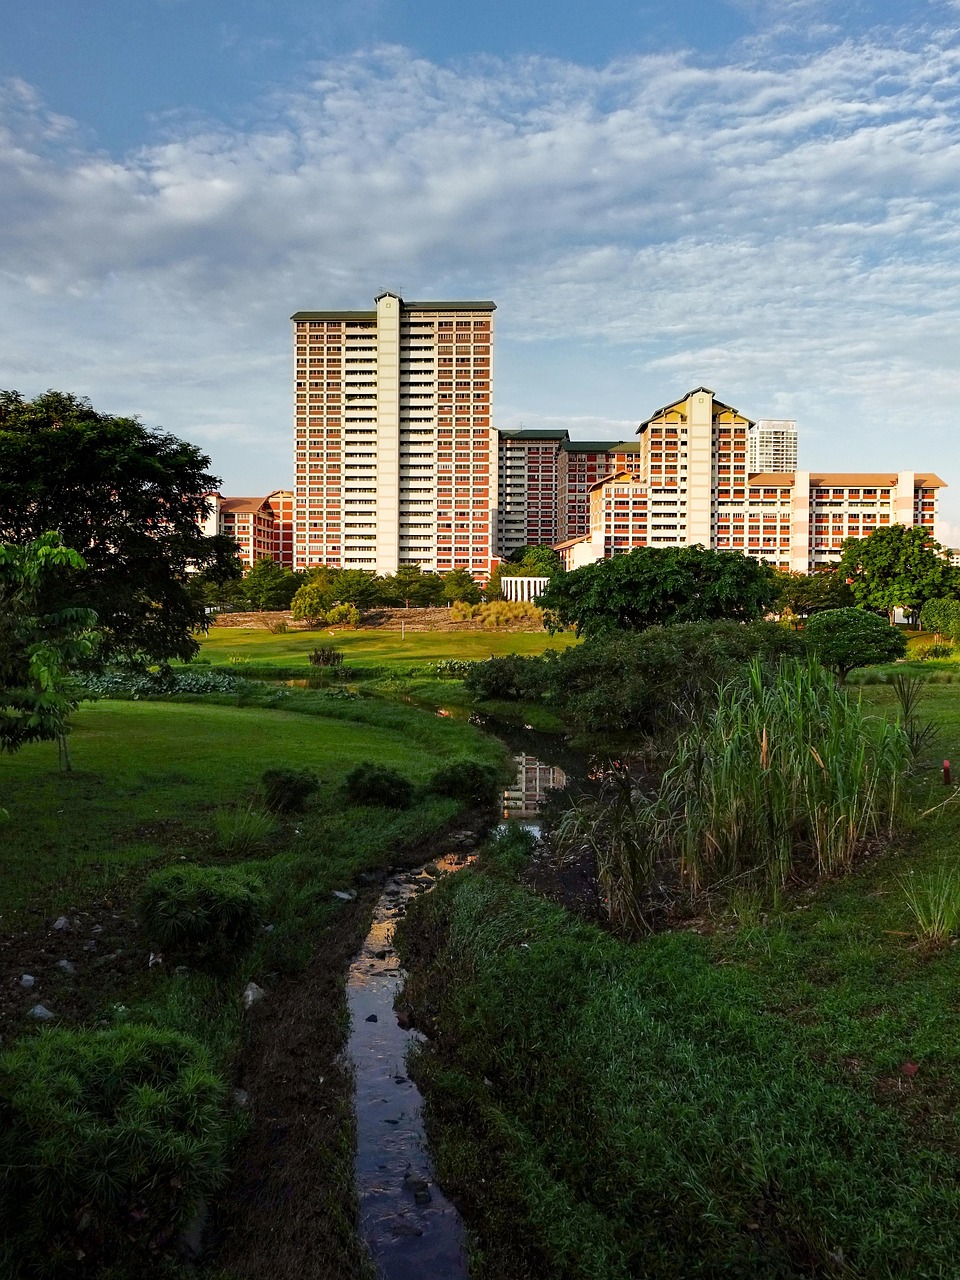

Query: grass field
[[398, 681, 960, 1279], [197, 625, 578, 670]]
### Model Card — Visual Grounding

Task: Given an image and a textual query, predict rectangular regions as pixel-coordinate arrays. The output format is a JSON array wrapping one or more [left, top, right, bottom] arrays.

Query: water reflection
[[503, 753, 567, 822]]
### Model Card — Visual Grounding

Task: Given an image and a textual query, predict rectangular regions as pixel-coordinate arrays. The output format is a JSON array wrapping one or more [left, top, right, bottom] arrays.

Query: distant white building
[[748, 419, 798, 473]]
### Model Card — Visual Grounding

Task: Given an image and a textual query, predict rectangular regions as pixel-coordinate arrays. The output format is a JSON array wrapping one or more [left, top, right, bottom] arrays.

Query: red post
[[945, 760, 952, 786]]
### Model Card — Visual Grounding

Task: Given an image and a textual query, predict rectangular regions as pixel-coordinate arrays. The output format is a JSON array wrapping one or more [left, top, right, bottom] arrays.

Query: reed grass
[[900, 864, 960, 942], [213, 804, 278, 854]]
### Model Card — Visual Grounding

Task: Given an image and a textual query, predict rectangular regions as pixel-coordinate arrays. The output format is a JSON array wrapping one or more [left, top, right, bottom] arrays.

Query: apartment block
[[555, 388, 945, 575], [748, 419, 798, 473], [292, 292, 496, 576], [202, 490, 294, 569], [497, 428, 569, 553], [557, 440, 618, 540]]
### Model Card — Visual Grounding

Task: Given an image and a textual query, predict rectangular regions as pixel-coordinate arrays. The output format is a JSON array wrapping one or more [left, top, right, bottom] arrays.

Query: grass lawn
[[398, 682, 960, 1279], [196, 625, 578, 670], [0, 694, 498, 918]]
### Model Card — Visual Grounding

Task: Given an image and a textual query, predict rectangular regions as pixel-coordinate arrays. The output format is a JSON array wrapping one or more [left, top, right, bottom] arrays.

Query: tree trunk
[[58, 733, 72, 774]]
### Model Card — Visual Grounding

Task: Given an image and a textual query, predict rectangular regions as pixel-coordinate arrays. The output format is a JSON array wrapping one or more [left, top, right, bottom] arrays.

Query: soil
[[520, 841, 607, 926]]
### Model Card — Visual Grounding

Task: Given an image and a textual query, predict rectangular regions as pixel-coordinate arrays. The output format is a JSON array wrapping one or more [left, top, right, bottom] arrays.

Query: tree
[[380, 566, 445, 608], [241, 558, 301, 611], [0, 390, 235, 662], [0, 533, 99, 769], [919, 597, 960, 644], [838, 525, 958, 624], [538, 546, 780, 638], [776, 569, 854, 625], [442, 568, 482, 604], [290, 582, 330, 626], [328, 569, 383, 610], [803, 608, 906, 682], [502, 546, 564, 578]]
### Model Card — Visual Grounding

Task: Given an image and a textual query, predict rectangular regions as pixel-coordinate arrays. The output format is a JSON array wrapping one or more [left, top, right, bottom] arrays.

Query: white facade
[[748, 419, 798, 473]]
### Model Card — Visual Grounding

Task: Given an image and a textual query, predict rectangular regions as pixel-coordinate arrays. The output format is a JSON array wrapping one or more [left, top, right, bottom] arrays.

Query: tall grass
[[900, 864, 960, 942], [644, 658, 910, 896]]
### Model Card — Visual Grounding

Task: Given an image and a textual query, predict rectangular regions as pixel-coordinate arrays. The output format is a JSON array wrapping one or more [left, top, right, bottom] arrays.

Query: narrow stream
[[346, 740, 574, 1279]]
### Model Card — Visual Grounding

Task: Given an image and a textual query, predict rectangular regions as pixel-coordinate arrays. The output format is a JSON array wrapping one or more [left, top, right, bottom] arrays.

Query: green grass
[[196, 624, 578, 670], [397, 684, 960, 1279], [0, 693, 499, 917]]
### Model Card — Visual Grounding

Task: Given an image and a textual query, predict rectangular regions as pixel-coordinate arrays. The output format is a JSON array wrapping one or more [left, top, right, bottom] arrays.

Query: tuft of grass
[[213, 805, 278, 854], [900, 863, 960, 942]]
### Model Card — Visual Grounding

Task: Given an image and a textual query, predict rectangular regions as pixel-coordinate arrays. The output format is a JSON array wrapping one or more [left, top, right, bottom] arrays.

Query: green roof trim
[[291, 311, 377, 321], [404, 300, 496, 311], [561, 439, 619, 452], [499, 429, 570, 440]]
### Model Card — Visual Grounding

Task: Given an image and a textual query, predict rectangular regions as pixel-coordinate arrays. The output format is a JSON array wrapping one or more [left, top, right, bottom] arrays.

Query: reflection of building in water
[[503, 754, 567, 821]]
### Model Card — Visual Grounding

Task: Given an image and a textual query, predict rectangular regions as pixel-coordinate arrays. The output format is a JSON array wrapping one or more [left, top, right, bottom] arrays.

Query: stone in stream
[[365, 1014, 378, 1022]]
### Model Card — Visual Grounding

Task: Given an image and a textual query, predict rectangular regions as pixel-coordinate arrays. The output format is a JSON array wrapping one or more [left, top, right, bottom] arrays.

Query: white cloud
[[0, 31, 959, 524]]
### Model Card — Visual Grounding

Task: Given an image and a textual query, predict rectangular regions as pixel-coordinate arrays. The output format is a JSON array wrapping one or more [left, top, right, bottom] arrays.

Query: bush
[[82, 667, 249, 698], [267, 617, 289, 634], [915, 643, 954, 661], [213, 806, 277, 854], [451, 600, 544, 628], [261, 767, 319, 813], [137, 864, 268, 968], [433, 658, 478, 679], [0, 1024, 230, 1278], [462, 653, 546, 702], [429, 760, 501, 809], [344, 762, 413, 809], [309, 646, 345, 668], [325, 602, 361, 627], [804, 608, 907, 681]]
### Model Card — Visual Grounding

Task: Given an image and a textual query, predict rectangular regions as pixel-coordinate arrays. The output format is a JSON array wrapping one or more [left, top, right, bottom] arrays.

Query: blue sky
[[2, 0, 959, 537]]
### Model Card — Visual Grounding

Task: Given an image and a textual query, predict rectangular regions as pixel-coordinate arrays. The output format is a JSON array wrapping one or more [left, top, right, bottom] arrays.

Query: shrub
[[325, 602, 361, 627], [450, 600, 544, 628], [261, 766, 319, 813], [344, 762, 413, 809], [137, 864, 267, 968], [915, 642, 954, 661], [429, 760, 501, 809], [309, 645, 345, 668], [462, 653, 546, 702], [0, 1024, 230, 1278], [213, 805, 277, 854], [290, 582, 332, 626], [267, 617, 289, 635], [82, 667, 248, 698], [433, 658, 477, 679], [804, 608, 906, 682]]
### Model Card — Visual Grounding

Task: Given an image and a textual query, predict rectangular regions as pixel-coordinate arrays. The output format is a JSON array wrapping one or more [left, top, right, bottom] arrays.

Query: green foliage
[[344, 762, 414, 809], [804, 608, 906, 681], [0, 389, 232, 662], [308, 645, 345, 667], [442, 568, 482, 604], [919, 596, 960, 643], [242, 556, 301, 611], [138, 864, 267, 967], [839, 524, 959, 621], [504, 545, 564, 577], [82, 666, 248, 698], [915, 642, 954, 661], [890, 673, 938, 762], [0, 1024, 230, 1277], [261, 767, 319, 813], [291, 582, 332, 624], [213, 805, 278, 854], [775, 568, 854, 622], [380, 565, 445, 608], [462, 653, 545, 703], [428, 759, 501, 808], [900, 864, 960, 941], [539, 545, 779, 637], [433, 658, 477, 679], [325, 602, 361, 627], [0, 532, 99, 756], [450, 599, 545, 628]]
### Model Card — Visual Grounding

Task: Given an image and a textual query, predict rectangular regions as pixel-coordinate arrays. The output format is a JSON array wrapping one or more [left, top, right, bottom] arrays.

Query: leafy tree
[[241, 557, 301, 611], [0, 533, 99, 768], [290, 582, 330, 626], [0, 389, 235, 662], [838, 525, 958, 624], [380, 565, 445, 608], [804, 608, 906, 682], [502, 545, 564, 577], [919, 597, 960, 643], [538, 546, 779, 638], [442, 568, 482, 604], [328, 569, 383, 610], [776, 570, 854, 624]]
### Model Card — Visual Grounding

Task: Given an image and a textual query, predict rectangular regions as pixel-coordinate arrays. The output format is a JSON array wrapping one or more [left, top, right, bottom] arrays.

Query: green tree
[[838, 525, 958, 624], [380, 566, 445, 608], [290, 583, 330, 626], [804, 608, 906, 682], [502, 546, 564, 577], [328, 569, 383, 610], [538, 546, 779, 638], [0, 533, 99, 769], [776, 569, 854, 625], [919, 597, 960, 643], [442, 568, 482, 604], [0, 389, 234, 662], [241, 557, 300, 611]]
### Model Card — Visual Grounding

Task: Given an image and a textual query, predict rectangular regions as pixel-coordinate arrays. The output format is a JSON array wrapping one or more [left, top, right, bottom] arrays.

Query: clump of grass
[[900, 864, 960, 942], [891, 672, 939, 763], [214, 804, 277, 853], [308, 645, 344, 668], [138, 864, 268, 969]]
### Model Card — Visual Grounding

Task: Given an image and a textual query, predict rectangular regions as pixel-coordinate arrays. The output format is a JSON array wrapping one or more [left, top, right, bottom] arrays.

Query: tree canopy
[[803, 608, 906, 682], [0, 533, 99, 761], [0, 390, 235, 662], [538, 545, 780, 638], [919, 597, 960, 644], [838, 525, 958, 622], [240, 557, 301, 611], [776, 569, 854, 624]]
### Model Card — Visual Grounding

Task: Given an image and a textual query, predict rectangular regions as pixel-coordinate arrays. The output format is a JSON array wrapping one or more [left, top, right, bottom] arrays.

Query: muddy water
[[346, 855, 472, 1280]]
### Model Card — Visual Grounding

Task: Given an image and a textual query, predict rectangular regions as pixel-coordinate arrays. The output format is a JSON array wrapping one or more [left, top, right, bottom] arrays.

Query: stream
[[345, 736, 574, 1279]]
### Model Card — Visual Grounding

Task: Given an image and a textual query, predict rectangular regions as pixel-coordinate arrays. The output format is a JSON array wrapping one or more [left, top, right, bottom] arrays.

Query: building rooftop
[[499, 429, 570, 441], [560, 439, 620, 452], [292, 299, 496, 320], [637, 387, 755, 433]]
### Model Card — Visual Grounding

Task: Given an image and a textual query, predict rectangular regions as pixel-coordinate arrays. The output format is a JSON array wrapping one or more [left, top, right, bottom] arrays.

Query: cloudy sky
[[2, 0, 959, 538]]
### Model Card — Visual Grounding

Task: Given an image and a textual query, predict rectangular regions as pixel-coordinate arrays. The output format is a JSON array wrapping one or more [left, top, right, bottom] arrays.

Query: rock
[[414, 1189, 432, 1206], [19, 974, 35, 989], [365, 1013, 378, 1023], [55, 959, 76, 975], [390, 1220, 424, 1238], [403, 1174, 429, 1194], [332, 890, 356, 902], [52, 916, 70, 931], [29, 1005, 55, 1020], [173, 965, 189, 976], [232, 1089, 250, 1109], [242, 982, 266, 1009], [261, 924, 275, 934], [375, 950, 389, 960], [90, 924, 103, 935], [83, 940, 97, 951]]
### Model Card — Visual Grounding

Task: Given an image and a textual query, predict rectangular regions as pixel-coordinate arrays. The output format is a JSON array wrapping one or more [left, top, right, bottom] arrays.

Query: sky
[[2, 0, 959, 539]]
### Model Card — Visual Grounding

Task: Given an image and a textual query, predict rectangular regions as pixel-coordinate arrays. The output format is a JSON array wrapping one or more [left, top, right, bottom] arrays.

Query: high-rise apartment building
[[497, 428, 569, 553], [748, 419, 798, 473], [292, 292, 496, 576]]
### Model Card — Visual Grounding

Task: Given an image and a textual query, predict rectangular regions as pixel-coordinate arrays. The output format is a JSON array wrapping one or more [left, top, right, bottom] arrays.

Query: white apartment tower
[[292, 293, 497, 577], [748, 419, 798, 473]]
